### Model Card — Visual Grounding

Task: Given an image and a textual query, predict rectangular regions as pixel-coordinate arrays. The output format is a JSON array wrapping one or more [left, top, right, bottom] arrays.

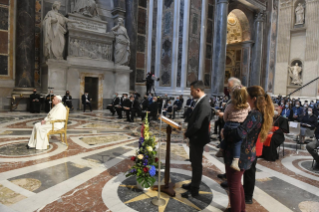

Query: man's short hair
[[190, 80, 205, 91], [228, 77, 241, 88]]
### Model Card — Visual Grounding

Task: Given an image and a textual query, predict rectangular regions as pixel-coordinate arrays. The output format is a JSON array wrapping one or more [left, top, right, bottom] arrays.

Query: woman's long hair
[[247, 86, 274, 142]]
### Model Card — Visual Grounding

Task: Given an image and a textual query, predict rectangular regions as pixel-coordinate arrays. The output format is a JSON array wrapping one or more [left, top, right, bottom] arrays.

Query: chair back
[[288, 121, 300, 135], [64, 107, 70, 130]]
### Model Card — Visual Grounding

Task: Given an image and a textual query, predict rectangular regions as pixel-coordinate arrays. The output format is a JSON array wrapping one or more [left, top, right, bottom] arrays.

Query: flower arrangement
[[126, 113, 158, 188]]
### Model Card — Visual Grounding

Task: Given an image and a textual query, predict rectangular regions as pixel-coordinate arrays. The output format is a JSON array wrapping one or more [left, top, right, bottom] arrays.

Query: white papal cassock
[[28, 102, 67, 149]]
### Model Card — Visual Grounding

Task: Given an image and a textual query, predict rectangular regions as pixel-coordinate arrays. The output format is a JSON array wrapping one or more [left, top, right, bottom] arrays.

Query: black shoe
[[181, 190, 199, 198], [216, 144, 220, 148], [217, 173, 227, 180], [245, 198, 253, 204], [26, 145, 29, 149], [112, 112, 115, 116], [182, 183, 191, 190], [220, 181, 228, 188]]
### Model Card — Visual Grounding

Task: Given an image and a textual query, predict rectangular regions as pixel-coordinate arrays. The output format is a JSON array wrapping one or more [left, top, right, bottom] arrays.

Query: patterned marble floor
[[0, 110, 318, 212]]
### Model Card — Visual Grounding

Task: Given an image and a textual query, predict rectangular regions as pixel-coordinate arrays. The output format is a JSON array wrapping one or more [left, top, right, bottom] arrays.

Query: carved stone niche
[[288, 59, 303, 87], [294, 0, 306, 28]]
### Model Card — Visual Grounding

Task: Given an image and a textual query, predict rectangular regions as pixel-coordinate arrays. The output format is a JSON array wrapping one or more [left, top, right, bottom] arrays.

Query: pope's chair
[[47, 107, 69, 147]]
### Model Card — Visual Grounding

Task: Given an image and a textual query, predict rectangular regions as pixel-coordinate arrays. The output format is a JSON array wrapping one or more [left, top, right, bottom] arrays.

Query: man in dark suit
[[182, 80, 211, 198], [148, 96, 158, 121], [183, 98, 196, 122], [62, 90, 73, 110], [45, 90, 54, 113], [122, 94, 132, 121], [30, 89, 41, 113], [82, 91, 92, 112], [107, 93, 120, 115]]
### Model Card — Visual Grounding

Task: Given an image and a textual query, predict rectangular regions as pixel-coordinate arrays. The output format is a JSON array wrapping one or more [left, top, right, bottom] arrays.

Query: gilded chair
[[47, 107, 69, 147]]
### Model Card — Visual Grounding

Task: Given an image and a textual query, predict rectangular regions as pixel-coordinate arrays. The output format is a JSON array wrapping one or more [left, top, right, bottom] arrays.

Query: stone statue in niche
[[288, 62, 303, 86], [295, 3, 305, 25], [112, 18, 130, 65], [73, 0, 99, 18], [43, 1, 82, 60]]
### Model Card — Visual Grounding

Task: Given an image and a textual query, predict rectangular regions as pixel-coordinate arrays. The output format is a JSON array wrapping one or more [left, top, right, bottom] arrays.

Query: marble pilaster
[[250, 12, 264, 86], [125, 0, 138, 90], [198, 0, 208, 81], [241, 41, 253, 87], [146, 0, 154, 78], [15, 0, 35, 88], [112, 0, 126, 20], [154, 0, 163, 89], [171, 0, 181, 89], [210, 0, 228, 95], [180, 0, 191, 91]]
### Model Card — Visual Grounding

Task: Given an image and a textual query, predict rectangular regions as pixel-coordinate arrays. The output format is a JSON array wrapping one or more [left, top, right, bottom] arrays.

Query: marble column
[[241, 41, 254, 87], [171, 0, 181, 89], [154, 0, 164, 89], [125, 0, 137, 90], [210, 0, 228, 96], [198, 0, 208, 81], [250, 12, 265, 86], [180, 0, 191, 91], [15, 0, 35, 88]]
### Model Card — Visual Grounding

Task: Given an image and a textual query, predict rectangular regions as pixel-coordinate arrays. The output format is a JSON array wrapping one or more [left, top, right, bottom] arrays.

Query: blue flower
[[130, 169, 136, 173], [148, 165, 156, 177]]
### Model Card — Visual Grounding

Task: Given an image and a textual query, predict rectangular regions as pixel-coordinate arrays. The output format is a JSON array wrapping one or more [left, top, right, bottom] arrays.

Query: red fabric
[[226, 165, 246, 212], [263, 126, 279, 147], [255, 137, 263, 157]]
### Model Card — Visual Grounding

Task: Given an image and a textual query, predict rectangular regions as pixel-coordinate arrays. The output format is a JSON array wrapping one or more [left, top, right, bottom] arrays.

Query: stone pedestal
[[241, 41, 254, 87], [211, 0, 228, 95]]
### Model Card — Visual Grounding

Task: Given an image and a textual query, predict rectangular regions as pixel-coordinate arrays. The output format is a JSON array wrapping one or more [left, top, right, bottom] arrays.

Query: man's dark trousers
[[83, 102, 92, 112], [189, 143, 205, 191]]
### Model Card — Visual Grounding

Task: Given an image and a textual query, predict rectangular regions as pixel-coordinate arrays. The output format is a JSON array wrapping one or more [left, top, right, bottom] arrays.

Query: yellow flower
[[146, 146, 153, 152], [137, 154, 144, 160]]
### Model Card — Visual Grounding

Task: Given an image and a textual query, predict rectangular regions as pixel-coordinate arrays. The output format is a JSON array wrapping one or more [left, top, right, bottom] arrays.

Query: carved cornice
[[216, 0, 229, 4], [280, 0, 293, 9], [255, 11, 266, 22]]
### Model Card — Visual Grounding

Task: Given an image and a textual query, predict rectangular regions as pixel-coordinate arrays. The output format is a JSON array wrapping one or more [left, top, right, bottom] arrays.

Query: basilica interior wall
[[274, 0, 319, 98]]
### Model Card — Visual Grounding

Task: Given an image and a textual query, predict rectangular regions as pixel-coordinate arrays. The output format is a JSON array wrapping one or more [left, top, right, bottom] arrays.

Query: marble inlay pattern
[[0, 184, 26, 206], [80, 134, 130, 145], [0, 143, 51, 156], [10, 178, 41, 191]]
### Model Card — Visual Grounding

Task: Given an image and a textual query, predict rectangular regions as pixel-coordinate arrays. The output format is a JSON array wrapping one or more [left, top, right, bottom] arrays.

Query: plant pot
[[136, 178, 150, 191]]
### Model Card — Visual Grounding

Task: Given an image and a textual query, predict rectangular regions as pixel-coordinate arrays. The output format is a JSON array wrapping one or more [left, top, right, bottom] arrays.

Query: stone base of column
[[11, 87, 34, 111]]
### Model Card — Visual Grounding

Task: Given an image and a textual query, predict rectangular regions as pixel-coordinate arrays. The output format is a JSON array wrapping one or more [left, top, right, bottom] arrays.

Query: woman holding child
[[221, 86, 274, 212]]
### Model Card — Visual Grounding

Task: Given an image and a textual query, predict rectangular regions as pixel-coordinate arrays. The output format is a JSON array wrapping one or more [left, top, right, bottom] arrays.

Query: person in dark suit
[[141, 94, 149, 121], [45, 90, 54, 113], [62, 90, 73, 110], [148, 96, 159, 121], [115, 94, 127, 119], [81, 92, 92, 112], [183, 99, 196, 122], [128, 95, 141, 122], [30, 89, 41, 113], [182, 80, 211, 198], [107, 93, 120, 115], [122, 94, 132, 121]]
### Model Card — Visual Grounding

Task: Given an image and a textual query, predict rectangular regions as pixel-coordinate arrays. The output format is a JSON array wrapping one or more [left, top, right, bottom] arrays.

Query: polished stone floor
[[0, 110, 318, 212]]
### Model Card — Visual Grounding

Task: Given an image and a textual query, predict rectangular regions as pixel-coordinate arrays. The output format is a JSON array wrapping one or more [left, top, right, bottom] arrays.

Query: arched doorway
[[225, 9, 252, 87]]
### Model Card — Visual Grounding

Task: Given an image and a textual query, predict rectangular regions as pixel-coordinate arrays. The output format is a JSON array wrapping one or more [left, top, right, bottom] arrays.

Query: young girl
[[215, 86, 250, 171]]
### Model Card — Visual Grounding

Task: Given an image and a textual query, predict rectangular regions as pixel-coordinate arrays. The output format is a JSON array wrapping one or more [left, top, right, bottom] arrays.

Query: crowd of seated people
[[272, 95, 319, 165]]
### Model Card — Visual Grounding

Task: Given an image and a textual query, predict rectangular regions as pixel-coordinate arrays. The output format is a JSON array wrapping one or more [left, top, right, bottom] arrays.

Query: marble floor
[[0, 110, 318, 212]]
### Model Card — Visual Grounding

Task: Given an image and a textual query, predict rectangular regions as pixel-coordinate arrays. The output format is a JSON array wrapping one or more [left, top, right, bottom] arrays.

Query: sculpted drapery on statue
[[73, 0, 99, 18], [295, 3, 305, 25], [112, 18, 131, 65], [43, 1, 81, 60], [288, 63, 303, 86]]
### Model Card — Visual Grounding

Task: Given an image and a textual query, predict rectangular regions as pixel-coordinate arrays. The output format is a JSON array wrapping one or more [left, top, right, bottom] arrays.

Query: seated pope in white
[[27, 95, 67, 149]]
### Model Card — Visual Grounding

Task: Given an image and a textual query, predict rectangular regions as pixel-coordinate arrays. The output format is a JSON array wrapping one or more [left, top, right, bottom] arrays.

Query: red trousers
[[226, 165, 246, 212]]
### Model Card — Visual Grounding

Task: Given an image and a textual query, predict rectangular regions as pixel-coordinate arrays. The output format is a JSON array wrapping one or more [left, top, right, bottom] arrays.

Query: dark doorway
[[84, 77, 99, 110]]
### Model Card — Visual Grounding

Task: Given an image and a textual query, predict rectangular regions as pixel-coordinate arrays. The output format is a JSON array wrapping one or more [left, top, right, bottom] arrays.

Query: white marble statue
[[288, 63, 303, 86], [112, 18, 131, 65], [295, 3, 305, 25], [43, 1, 82, 60], [27, 96, 67, 150], [73, 0, 99, 18]]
